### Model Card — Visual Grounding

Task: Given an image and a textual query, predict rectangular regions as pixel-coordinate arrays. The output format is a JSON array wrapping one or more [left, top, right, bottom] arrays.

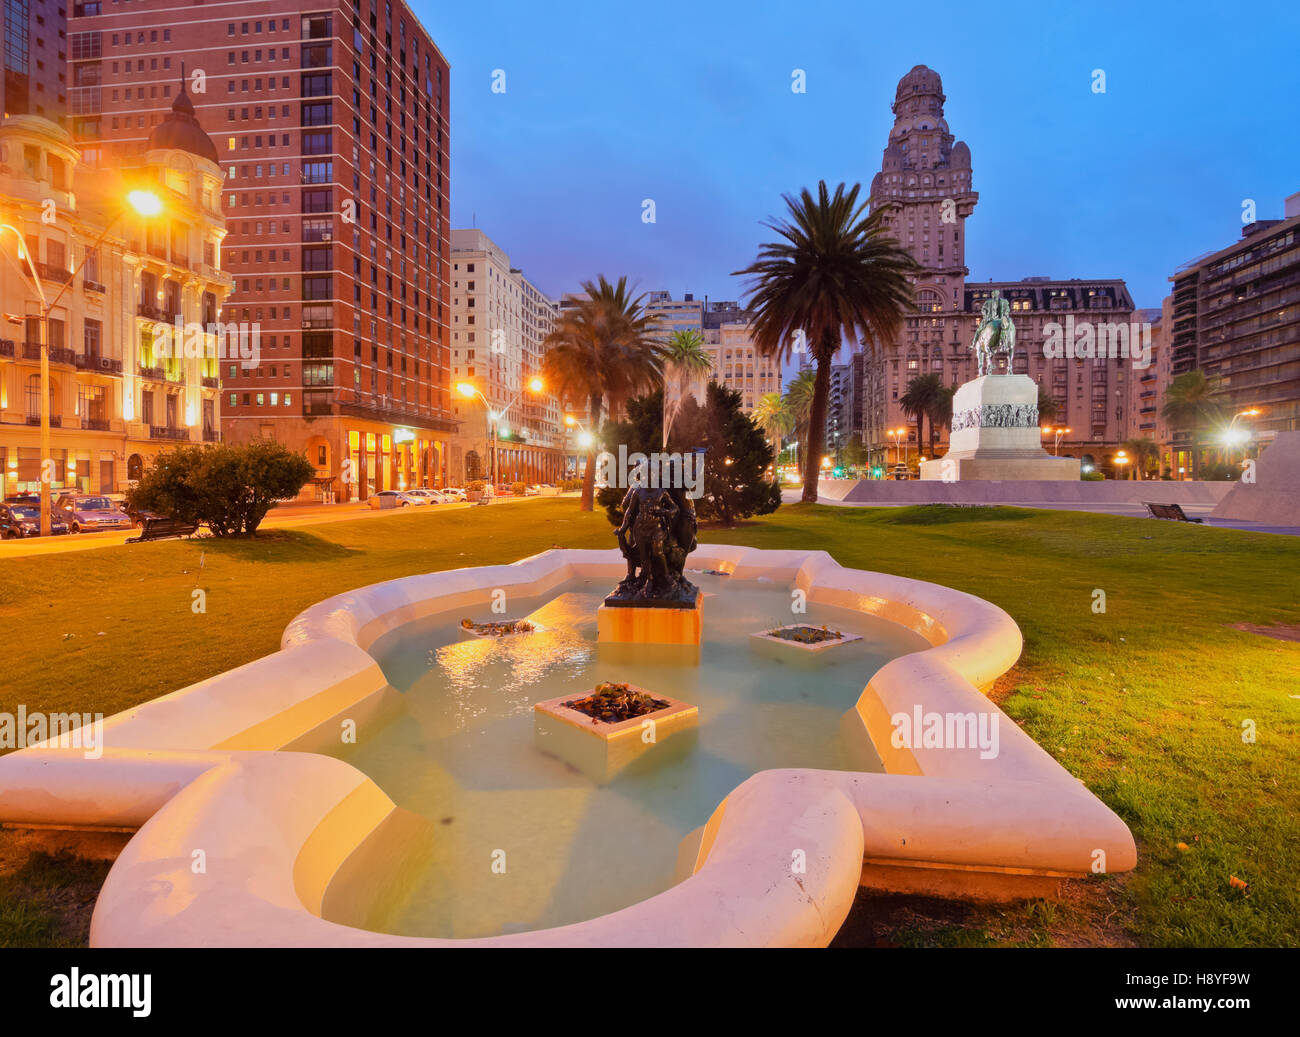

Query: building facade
[[1169, 194, 1300, 464], [448, 227, 562, 485], [69, 0, 454, 501], [2, 0, 66, 123], [1, 107, 231, 496], [859, 66, 1140, 472], [698, 300, 780, 414]]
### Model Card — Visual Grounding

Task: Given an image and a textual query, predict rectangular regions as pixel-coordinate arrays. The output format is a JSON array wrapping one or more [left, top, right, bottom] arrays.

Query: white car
[[440, 487, 468, 501], [406, 489, 446, 503], [367, 490, 428, 509]]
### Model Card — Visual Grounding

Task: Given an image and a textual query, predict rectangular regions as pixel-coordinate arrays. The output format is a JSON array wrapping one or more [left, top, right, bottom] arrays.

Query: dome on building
[[148, 83, 219, 165], [894, 65, 944, 102], [950, 140, 971, 167]]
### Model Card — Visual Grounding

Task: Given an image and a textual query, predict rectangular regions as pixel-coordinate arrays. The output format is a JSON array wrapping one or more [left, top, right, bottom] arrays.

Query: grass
[[2, 499, 1298, 947]]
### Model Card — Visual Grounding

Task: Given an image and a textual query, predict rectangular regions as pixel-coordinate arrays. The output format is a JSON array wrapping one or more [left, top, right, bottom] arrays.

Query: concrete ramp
[[1210, 432, 1300, 526], [833, 479, 1233, 507]]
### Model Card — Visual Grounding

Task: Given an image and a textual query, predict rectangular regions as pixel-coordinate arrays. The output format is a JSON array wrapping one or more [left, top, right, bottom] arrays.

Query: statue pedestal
[[920, 375, 1081, 481], [597, 598, 703, 645]]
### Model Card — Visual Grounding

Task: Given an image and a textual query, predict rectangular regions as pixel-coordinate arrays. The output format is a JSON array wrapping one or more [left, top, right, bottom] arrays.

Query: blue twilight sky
[[414, 0, 1299, 313]]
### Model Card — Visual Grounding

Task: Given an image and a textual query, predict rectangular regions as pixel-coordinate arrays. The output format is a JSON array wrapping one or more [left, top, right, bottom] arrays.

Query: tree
[[598, 386, 780, 528], [662, 329, 713, 448], [1162, 370, 1223, 479], [929, 384, 955, 454], [542, 276, 666, 511], [751, 391, 794, 461], [1121, 437, 1160, 480], [901, 373, 944, 456], [735, 180, 917, 502], [1036, 381, 1060, 424], [841, 438, 870, 474], [129, 440, 314, 537], [783, 368, 816, 468]]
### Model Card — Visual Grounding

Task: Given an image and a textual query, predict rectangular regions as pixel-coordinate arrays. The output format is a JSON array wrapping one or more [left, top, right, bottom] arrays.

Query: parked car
[[366, 490, 428, 509], [0, 502, 69, 538], [54, 493, 134, 533], [440, 487, 467, 501], [405, 489, 447, 504], [523, 485, 542, 496]]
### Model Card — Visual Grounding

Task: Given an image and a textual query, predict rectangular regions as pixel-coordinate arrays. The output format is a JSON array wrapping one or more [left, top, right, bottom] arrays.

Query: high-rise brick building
[[1169, 194, 1300, 467], [2, 0, 67, 122], [69, 0, 453, 501]]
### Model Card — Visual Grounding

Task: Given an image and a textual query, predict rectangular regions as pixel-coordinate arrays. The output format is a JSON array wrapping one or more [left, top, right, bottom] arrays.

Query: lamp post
[[456, 376, 544, 493], [1114, 449, 1130, 480], [1221, 408, 1261, 463], [1041, 425, 1071, 456], [0, 189, 163, 536], [563, 413, 592, 481]]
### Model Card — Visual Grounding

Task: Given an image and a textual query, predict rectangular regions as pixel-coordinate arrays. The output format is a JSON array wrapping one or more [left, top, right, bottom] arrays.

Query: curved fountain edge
[[0, 545, 1137, 947]]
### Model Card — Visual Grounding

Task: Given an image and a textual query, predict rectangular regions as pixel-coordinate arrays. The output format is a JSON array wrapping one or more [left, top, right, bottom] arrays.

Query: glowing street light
[[1042, 425, 1071, 456], [0, 187, 164, 535]]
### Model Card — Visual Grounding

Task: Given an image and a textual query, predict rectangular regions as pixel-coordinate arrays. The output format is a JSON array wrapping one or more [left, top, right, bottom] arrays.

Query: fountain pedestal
[[597, 591, 702, 646]]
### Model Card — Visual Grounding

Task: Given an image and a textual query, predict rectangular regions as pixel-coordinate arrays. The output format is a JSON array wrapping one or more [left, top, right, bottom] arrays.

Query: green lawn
[[2, 500, 1297, 947]]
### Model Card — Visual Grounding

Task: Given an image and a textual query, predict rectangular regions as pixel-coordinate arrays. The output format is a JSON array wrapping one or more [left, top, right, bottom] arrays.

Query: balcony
[[26, 415, 62, 427], [201, 375, 219, 389], [137, 303, 180, 323], [0, 340, 14, 358], [76, 354, 124, 375], [203, 429, 220, 442], [84, 279, 106, 294], [138, 365, 165, 381], [82, 417, 111, 431], [35, 263, 74, 286], [150, 426, 190, 441]]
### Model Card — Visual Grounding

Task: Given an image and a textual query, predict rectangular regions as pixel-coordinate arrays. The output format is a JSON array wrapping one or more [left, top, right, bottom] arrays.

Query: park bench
[[127, 516, 200, 543], [1143, 501, 1204, 523]]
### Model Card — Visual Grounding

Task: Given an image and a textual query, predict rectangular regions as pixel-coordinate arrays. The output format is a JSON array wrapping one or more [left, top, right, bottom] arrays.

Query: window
[[302, 188, 332, 213], [302, 216, 333, 241], [302, 246, 331, 271], [301, 72, 331, 97], [301, 101, 331, 125], [302, 131, 332, 155], [301, 160, 332, 184]]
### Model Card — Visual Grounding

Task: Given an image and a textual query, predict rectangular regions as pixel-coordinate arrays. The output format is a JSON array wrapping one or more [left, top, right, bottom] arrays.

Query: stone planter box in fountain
[[457, 618, 540, 641], [534, 684, 698, 784], [750, 623, 863, 663]]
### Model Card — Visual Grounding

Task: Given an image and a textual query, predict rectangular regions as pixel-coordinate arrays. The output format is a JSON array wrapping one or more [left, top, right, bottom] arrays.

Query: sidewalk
[[0, 492, 569, 560], [784, 490, 1300, 535]]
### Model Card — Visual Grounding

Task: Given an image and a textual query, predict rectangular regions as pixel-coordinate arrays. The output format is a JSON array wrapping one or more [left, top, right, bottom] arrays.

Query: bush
[[128, 440, 314, 537], [465, 480, 487, 493], [511, 481, 526, 496], [1081, 469, 1106, 481]]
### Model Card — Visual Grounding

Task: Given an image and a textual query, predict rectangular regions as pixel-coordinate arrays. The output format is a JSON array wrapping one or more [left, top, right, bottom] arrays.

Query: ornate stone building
[[0, 100, 230, 496], [859, 66, 1138, 472]]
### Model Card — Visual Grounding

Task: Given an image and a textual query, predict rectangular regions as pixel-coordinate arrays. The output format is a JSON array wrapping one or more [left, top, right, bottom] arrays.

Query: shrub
[[128, 440, 314, 537], [511, 481, 526, 496], [465, 480, 487, 492], [1081, 469, 1106, 481]]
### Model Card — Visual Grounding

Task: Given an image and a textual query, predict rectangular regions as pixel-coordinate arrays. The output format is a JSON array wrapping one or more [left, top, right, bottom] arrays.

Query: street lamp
[[454, 376, 545, 491], [1041, 425, 1071, 456], [0, 188, 163, 535], [1114, 450, 1130, 479]]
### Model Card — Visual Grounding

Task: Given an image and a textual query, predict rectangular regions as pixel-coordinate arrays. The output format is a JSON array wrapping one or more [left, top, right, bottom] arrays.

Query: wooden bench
[[1143, 501, 1204, 523], [127, 517, 200, 543]]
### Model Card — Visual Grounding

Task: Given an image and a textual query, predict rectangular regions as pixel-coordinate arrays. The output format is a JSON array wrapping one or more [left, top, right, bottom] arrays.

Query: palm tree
[[752, 391, 794, 461], [1162, 370, 1222, 479], [1120, 437, 1160, 480], [542, 276, 665, 510], [783, 368, 816, 471], [662, 329, 713, 448], [929, 384, 955, 455], [901, 373, 944, 456], [735, 180, 917, 502]]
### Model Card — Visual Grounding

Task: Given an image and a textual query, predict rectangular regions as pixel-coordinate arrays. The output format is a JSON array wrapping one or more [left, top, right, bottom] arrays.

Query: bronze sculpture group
[[606, 485, 701, 608]]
